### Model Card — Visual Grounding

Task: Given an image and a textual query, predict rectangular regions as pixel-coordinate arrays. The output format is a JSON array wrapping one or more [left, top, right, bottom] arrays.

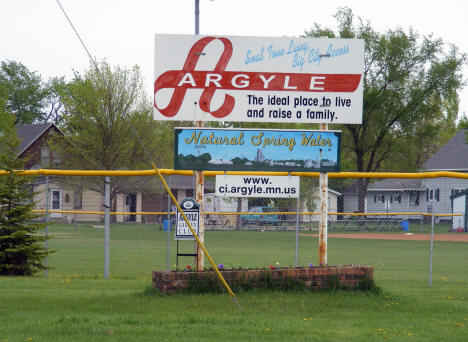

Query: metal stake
[[166, 176, 171, 271], [104, 176, 110, 279], [295, 195, 300, 267], [45, 176, 50, 278], [429, 179, 435, 286]]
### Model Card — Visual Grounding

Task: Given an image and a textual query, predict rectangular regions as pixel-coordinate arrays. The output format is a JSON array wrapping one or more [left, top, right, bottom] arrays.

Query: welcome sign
[[154, 34, 364, 124], [174, 128, 341, 172]]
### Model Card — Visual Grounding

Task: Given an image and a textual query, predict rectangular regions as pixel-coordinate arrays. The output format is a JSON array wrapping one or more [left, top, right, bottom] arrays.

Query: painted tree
[[0, 112, 51, 275], [306, 8, 466, 211]]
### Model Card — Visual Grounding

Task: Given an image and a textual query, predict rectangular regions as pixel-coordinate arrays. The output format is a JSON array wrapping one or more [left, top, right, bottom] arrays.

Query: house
[[114, 175, 217, 224], [421, 129, 468, 219], [17, 122, 62, 169], [342, 178, 426, 219], [342, 129, 468, 221], [16, 123, 105, 222], [301, 187, 341, 222]]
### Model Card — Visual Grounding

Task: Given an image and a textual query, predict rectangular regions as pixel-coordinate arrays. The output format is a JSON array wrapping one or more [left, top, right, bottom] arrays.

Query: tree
[[0, 112, 51, 275], [0, 60, 49, 125], [458, 115, 468, 130], [306, 8, 466, 211], [51, 61, 175, 217], [54, 61, 172, 171], [43, 76, 69, 125]]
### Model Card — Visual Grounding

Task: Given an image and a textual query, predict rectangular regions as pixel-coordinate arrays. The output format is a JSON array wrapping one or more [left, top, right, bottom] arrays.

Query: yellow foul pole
[[150, 162, 241, 310]]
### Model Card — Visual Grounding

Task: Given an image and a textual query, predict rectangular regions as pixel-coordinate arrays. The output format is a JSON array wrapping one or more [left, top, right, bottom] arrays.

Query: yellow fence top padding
[[3, 168, 468, 179]]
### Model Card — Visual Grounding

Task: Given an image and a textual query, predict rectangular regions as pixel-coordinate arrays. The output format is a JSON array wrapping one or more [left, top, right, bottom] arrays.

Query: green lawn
[[0, 223, 467, 341]]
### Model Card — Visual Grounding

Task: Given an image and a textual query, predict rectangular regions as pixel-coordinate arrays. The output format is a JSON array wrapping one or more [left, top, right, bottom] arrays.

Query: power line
[[55, 0, 100, 71]]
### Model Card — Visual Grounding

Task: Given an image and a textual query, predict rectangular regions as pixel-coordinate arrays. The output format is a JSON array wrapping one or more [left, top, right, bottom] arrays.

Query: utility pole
[[194, 0, 205, 271]]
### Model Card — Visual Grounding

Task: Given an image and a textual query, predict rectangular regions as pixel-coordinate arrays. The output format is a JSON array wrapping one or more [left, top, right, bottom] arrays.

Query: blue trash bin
[[401, 220, 409, 232], [163, 219, 171, 231]]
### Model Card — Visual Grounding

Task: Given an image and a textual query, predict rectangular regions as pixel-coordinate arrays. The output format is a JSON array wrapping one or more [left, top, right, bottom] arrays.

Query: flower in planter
[[269, 265, 275, 269], [308, 263, 314, 268], [275, 261, 280, 268], [218, 264, 224, 270], [184, 265, 192, 271]]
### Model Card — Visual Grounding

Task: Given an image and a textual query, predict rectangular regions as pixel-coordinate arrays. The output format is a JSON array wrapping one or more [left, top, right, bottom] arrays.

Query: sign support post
[[318, 123, 328, 265], [193, 2, 205, 271], [195, 163, 205, 271]]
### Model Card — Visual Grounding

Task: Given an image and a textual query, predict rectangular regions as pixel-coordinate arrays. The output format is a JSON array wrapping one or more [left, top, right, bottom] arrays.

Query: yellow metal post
[[150, 162, 240, 310]]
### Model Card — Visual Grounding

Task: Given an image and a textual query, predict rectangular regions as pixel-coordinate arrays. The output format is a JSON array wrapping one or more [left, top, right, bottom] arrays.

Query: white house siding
[[302, 189, 340, 222], [343, 193, 359, 214], [452, 195, 466, 230], [365, 192, 423, 219], [205, 193, 248, 226], [359, 177, 468, 221], [422, 177, 468, 218]]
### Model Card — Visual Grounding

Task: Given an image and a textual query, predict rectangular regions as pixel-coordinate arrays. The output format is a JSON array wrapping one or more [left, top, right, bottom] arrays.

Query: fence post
[[319, 172, 328, 265], [166, 176, 171, 271], [429, 179, 436, 286], [420, 213, 424, 233], [104, 176, 110, 280], [295, 195, 300, 267], [429, 204, 435, 286], [318, 124, 328, 265], [44, 175, 50, 279], [195, 169, 205, 271]]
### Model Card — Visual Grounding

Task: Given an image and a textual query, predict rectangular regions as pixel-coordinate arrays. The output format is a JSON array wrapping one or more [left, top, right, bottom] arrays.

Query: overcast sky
[[1, 0, 467, 119]]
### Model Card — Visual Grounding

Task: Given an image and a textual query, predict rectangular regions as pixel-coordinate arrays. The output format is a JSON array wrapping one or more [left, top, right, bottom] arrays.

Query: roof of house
[[16, 122, 61, 157], [422, 129, 468, 171], [341, 181, 361, 195], [342, 178, 424, 194], [164, 174, 215, 189], [367, 178, 424, 191]]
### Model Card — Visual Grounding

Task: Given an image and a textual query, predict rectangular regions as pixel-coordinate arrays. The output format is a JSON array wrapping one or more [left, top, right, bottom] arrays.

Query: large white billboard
[[154, 34, 363, 124]]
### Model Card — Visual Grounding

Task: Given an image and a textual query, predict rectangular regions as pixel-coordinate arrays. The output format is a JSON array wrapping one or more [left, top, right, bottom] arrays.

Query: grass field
[[1, 223, 467, 341]]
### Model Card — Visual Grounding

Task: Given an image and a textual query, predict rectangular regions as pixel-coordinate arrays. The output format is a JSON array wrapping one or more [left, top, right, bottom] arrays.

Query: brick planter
[[152, 265, 373, 293]]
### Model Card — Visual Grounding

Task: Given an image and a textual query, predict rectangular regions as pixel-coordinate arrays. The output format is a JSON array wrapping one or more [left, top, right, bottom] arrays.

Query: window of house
[[52, 150, 60, 167], [392, 194, 402, 204], [41, 147, 50, 167], [374, 194, 385, 203], [426, 188, 440, 202], [410, 192, 420, 205]]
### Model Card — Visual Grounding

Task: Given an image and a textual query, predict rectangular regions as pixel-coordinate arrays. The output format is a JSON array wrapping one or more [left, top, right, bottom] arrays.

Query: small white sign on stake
[[175, 198, 200, 240], [215, 175, 300, 198]]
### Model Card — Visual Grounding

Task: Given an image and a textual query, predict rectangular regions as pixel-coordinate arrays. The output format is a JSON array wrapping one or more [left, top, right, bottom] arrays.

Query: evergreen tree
[[0, 112, 51, 275]]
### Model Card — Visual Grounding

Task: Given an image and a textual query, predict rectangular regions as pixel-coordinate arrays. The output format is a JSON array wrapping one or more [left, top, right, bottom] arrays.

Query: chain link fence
[[25, 171, 468, 287]]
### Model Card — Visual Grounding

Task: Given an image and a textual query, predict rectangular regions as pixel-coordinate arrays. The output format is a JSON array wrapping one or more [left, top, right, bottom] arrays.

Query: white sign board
[[175, 198, 200, 240], [215, 175, 300, 198], [175, 211, 199, 240], [154, 34, 363, 124]]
